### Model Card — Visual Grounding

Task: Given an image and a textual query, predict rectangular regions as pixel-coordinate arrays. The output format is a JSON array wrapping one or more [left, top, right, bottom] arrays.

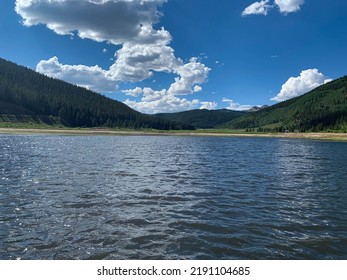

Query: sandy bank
[[0, 128, 346, 142]]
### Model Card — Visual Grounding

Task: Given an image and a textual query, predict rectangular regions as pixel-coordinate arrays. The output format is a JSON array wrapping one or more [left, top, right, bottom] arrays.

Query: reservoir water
[[0, 134, 346, 259]]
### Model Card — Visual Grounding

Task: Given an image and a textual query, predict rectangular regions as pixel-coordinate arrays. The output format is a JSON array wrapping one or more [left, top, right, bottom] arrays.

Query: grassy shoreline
[[0, 127, 347, 141]]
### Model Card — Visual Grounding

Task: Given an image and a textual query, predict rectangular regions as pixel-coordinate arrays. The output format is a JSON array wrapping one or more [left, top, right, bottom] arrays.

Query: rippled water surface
[[0, 134, 347, 259]]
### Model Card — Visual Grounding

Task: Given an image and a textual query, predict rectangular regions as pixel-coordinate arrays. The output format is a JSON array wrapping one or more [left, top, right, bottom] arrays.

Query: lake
[[0, 134, 346, 259]]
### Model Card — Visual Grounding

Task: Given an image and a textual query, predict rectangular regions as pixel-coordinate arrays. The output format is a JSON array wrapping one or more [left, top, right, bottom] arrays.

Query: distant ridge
[[156, 109, 247, 129], [222, 76, 347, 132], [0, 57, 192, 130], [246, 105, 269, 112]]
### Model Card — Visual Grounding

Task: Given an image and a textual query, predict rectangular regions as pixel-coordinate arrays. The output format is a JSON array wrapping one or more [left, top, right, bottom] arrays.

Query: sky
[[0, 0, 346, 114]]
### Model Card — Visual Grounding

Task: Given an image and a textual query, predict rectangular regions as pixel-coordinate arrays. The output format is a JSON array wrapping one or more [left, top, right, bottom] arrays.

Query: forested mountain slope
[[222, 76, 347, 132], [0, 58, 192, 130], [156, 109, 247, 129]]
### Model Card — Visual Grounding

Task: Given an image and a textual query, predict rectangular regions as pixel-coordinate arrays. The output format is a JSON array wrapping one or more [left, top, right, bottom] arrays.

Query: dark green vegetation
[[156, 109, 246, 129], [0, 58, 192, 130], [222, 76, 347, 132], [1, 57, 347, 132]]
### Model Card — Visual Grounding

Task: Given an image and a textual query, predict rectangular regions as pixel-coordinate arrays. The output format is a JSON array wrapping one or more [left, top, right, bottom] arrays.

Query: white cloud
[[242, 0, 304, 16], [36, 49, 210, 112], [123, 86, 219, 114], [108, 42, 178, 82], [222, 98, 258, 111], [37, 40, 181, 88], [17, 0, 211, 113], [123, 88, 201, 114], [271, 69, 331, 102], [36, 50, 210, 110], [122, 87, 143, 97], [242, 0, 272, 16], [194, 85, 202, 92], [200, 102, 217, 110], [15, 0, 169, 45], [36, 56, 118, 93], [274, 0, 304, 14], [168, 58, 210, 95]]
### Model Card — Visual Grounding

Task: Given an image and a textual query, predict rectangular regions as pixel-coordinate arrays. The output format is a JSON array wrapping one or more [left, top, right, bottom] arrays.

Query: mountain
[[156, 108, 247, 129], [0, 58, 192, 130], [222, 76, 347, 132], [246, 105, 269, 112]]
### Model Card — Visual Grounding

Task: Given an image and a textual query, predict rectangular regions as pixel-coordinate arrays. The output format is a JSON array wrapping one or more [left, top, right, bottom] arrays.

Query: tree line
[[0, 58, 193, 130], [224, 76, 347, 132]]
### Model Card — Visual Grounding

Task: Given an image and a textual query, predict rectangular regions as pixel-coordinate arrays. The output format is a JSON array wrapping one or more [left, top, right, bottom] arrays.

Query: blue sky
[[0, 0, 346, 113]]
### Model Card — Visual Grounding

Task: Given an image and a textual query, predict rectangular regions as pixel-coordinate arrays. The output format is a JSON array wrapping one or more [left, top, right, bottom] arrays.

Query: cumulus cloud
[[168, 58, 210, 95], [200, 102, 217, 110], [222, 98, 258, 111], [123, 87, 201, 114], [271, 69, 331, 102], [242, 0, 304, 16], [17, 0, 211, 113], [36, 56, 118, 92], [274, 0, 304, 14], [15, 0, 169, 45], [123, 86, 218, 113], [123, 87, 144, 97], [242, 0, 272, 16], [108, 42, 178, 82]]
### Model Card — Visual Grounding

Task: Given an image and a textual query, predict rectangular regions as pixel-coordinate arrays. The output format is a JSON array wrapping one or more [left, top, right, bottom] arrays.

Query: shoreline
[[0, 127, 347, 141]]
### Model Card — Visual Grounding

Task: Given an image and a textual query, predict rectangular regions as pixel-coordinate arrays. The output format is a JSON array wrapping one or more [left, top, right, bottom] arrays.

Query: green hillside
[[0, 58, 192, 130], [156, 109, 247, 129], [222, 76, 347, 132]]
